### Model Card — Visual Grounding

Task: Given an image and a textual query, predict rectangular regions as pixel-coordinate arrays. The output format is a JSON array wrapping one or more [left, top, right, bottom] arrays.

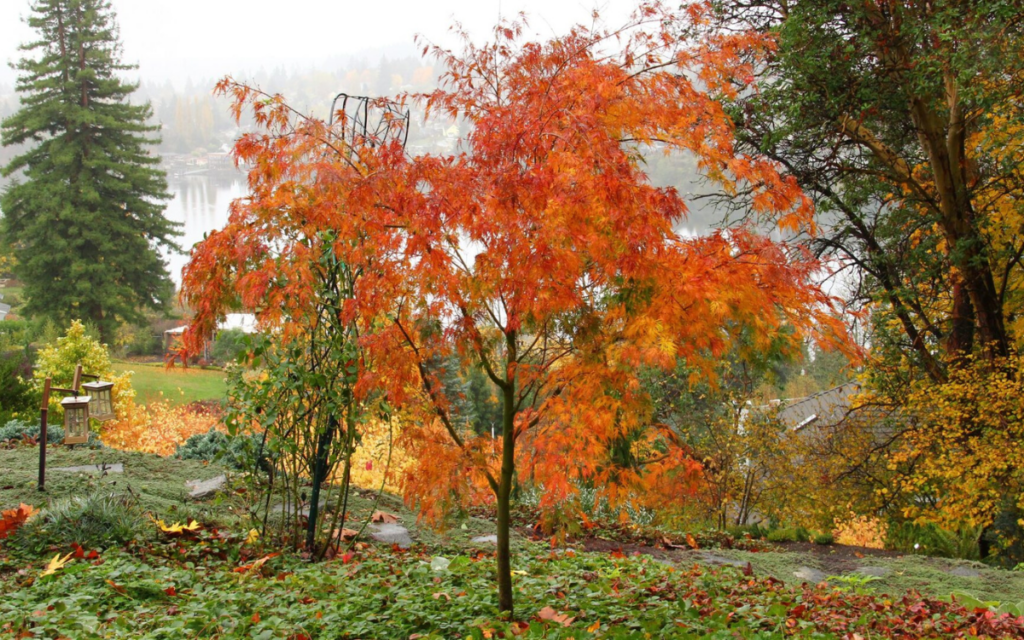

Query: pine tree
[[1, 0, 180, 342]]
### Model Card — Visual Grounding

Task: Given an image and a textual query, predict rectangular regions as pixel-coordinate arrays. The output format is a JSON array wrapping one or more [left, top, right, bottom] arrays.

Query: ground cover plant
[[4, 536, 1024, 638], [0, 444, 235, 521]]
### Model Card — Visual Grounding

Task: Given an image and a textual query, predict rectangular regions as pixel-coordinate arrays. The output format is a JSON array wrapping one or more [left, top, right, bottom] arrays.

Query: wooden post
[[72, 363, 83, 392], [38, 377, 51, 492]]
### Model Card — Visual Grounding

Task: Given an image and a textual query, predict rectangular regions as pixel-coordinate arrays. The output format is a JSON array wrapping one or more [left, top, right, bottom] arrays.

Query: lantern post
[[37, 364, 115, 491]]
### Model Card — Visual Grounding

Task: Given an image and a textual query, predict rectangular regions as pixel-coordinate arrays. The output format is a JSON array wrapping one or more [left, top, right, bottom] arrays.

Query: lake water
[[163, 172, 246, 285], [162, 169, 722, 287]]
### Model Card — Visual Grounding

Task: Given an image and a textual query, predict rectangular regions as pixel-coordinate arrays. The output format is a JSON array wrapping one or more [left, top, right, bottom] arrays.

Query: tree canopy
[[182, 4, 849, 612], [1, 0, 180, 342]]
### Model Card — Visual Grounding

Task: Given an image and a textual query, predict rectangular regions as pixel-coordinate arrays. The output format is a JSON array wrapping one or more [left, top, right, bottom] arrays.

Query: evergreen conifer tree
[[1, 0, 180, 342]]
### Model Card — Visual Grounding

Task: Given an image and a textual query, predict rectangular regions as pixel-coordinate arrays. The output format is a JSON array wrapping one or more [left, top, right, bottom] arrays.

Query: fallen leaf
[[685, 533, 699, 550], [153, 518, 202, 535], [335, 528, 359, 541], [0, 503, 38, 540], [40, 552, 72, 577], [106, 579, 128, 596], [371, 510, 398, 524], [251, 612, 260, 624], [537, 606, 575, 627], [244, 529, 259, 545], [432, 592, 451, 601], [233, 553, 280, 574]]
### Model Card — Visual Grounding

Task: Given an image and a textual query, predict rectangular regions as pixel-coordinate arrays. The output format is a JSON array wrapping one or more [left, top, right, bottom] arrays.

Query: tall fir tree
[[1, 0, 180, 342]]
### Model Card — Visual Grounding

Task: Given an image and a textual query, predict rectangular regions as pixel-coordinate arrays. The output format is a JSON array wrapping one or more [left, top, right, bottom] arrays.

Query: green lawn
[[112, 361, 227, 406]]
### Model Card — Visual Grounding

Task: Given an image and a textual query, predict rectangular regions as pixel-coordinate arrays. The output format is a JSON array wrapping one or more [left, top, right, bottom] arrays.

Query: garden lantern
[[82, 380, 115, 421], [61, 395, 91, 445]]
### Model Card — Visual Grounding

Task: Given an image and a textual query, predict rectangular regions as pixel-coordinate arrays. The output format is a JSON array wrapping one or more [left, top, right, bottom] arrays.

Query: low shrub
[[886, 520, 981, 560], [175, 428, 254, 470], [766, 527, 811, 543], [11, 492, 146, 554], [0, 418, 63, 444], [834, 514, 886, 549], [101, 400, 219, 456], [813, 531, 835, 545], [0, 418, 105, 448], [726, 523, 768, 539]]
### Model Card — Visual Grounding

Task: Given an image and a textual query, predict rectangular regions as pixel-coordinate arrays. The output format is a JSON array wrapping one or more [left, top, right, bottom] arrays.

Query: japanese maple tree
[[181, 3, 846, 614]]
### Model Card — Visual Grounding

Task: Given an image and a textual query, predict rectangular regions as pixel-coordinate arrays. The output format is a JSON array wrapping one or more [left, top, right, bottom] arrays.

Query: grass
[[112, 361, 227, 406], [0, 444, 235, 521], [705, 547, 1024, 604]]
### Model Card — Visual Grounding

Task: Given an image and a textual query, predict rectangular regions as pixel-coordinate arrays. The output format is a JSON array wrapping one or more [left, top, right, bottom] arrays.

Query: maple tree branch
[[459, 305, 508, 390]]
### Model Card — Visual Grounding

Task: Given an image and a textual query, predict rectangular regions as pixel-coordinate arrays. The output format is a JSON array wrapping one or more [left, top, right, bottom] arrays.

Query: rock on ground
[[793, 566, 828, 584], [696, 552, 749, 568], [370, 523, 413, 548], [855, 566, 891, 578], [186, 474, 227, 499]]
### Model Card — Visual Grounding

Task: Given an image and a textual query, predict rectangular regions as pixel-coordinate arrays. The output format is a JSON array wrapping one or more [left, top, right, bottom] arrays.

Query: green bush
[[0, 351, 38, 423], [766, 527, 811, 543], [121, 327, 162, 358], [175, 428, 254, 470], [210, 328, 249, 365], [886, 520, 981, 560], [0, 418, 63, 443], [726, 523, 767, 539], [813, 531, 835, 545], [0, 418, 104, 448], [11, 492, 146, 554]]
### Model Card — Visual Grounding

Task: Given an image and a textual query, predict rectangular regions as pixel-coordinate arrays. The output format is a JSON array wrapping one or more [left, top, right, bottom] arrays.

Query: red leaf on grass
[[371, 510, 398, 524], [537, 606, 575, 627]]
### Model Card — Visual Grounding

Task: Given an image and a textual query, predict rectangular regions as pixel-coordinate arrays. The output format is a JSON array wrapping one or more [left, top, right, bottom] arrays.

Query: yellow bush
[[349, 418, 410, 494], [833, 514, 886, 549], [34, 320, 135, 422], [101, 400, 220, 456]]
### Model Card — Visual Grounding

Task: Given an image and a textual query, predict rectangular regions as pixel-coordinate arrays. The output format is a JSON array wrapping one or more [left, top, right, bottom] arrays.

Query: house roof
[[776, 382, 861, 431]]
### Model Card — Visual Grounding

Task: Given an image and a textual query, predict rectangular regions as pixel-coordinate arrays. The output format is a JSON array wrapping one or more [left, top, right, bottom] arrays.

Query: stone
[[696, 552, 748, 568], [470, 534, 498, 544], [430, 557, 451, 571], [50, 463, 123, 474], [854, 566, 890, 578], [186, 474, 227, 499], [370, 523, 413, 548], [949, 566, 982, 579], [793, 566, 828, 584]]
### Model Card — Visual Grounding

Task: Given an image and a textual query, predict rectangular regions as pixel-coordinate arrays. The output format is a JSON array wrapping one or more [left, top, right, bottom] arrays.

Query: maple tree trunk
[[496, 383, 516, 615]]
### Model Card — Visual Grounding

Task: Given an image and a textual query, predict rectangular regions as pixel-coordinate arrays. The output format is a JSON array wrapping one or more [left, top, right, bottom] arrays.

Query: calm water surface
[[164, 173, 245, 285]]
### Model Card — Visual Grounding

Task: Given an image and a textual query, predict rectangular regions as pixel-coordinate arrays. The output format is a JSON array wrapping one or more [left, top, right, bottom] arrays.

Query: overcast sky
[[0, 0, 639, 88]]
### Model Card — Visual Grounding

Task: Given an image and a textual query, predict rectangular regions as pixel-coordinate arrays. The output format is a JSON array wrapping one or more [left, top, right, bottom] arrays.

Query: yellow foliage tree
[[888, 354, 1024, 555], [33, 320, 134, 424]]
